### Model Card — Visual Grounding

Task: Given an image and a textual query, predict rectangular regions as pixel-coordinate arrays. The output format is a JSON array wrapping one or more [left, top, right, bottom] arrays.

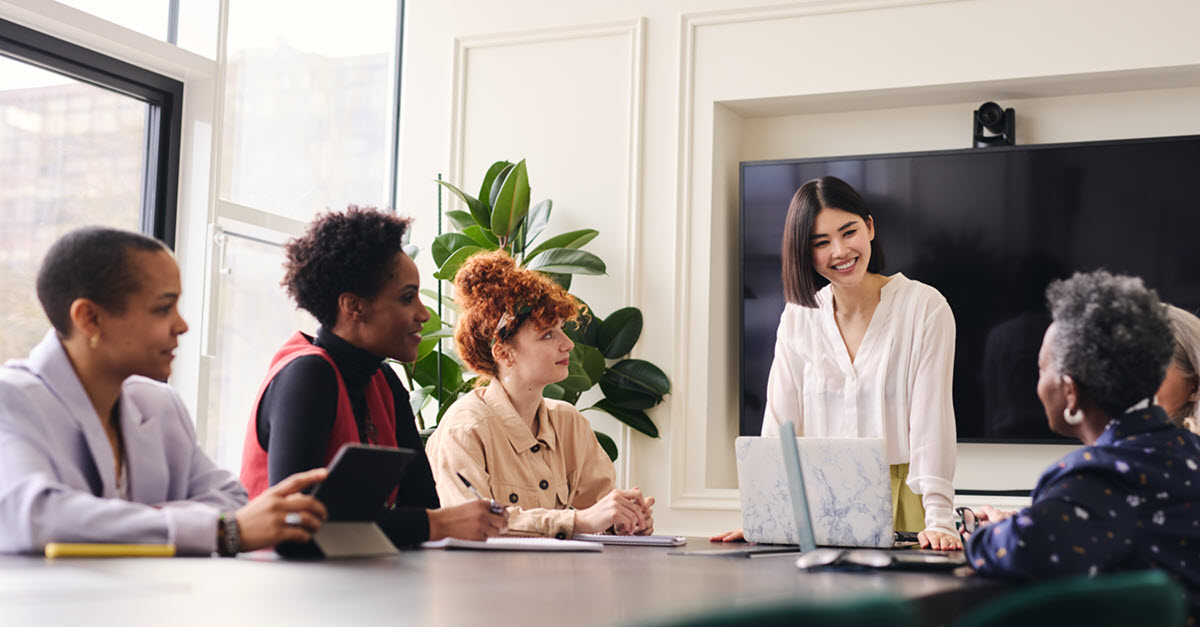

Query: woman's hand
[[709, 529, 745, 542], [633, 495, 655, 535], [235, 468, 329, 552], [428, 500, 509, 541], [574, 489, 649, 535], [977, 505, 1017, 524], [918, 528, 962, 550]]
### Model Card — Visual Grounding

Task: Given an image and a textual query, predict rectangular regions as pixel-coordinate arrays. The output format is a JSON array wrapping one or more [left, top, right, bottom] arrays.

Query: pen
[[45, 543, 176, 559], [456, 472, 505, 515]]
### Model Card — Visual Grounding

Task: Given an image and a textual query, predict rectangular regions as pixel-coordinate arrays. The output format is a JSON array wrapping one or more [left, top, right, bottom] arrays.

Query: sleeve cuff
[[161, 502, 221, 555]]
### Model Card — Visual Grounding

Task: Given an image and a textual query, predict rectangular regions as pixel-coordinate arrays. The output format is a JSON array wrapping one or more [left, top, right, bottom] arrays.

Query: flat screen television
[[740, 134, 1200, 442]]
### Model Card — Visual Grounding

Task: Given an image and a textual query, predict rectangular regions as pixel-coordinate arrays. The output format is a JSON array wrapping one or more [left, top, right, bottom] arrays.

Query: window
[[0, 18, 182, 360]]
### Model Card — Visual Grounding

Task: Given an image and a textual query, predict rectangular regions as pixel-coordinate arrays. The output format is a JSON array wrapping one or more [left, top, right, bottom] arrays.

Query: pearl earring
[[1063, 407, 1083, 425], [89, 335, 99, 349]]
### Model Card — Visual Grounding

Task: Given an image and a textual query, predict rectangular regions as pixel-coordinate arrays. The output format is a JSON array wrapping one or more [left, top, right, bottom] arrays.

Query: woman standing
[[240, 207, 507, 548], [0, 227, 327, 555], [715, 176, 959, 549], [425, 251, 654, 539]]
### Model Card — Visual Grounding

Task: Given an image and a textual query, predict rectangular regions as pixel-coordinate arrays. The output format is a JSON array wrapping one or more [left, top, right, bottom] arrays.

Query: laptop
[[735, 427, 893, 548]]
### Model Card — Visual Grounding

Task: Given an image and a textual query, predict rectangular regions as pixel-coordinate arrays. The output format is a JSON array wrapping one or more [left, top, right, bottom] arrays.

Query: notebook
[[422, 537, 602, 552], [735, 428, 894, 548]]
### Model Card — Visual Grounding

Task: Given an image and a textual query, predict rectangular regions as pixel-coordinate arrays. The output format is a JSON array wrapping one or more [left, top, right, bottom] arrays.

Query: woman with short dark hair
[[0, 227, 327, 555], [965, 271, 1200, 623], [240, 206, 507, 549], [715, 176, 959, 550]]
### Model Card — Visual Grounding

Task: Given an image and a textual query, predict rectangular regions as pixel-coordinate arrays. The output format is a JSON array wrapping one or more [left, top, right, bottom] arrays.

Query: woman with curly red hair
[[425, 251, 655, 538], [240, 206, 507, 552]]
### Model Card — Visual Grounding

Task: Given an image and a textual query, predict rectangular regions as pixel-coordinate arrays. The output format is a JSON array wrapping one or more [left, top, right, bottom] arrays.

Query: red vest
[[240, 331, 398, 499]]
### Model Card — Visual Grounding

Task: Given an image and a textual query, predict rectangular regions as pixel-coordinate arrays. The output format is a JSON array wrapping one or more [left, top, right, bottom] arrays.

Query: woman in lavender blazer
[[0, 227, 327, 555]]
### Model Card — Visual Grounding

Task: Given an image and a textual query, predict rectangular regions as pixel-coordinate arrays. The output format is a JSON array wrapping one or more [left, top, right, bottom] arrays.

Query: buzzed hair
[[36, 227, 167, 337]]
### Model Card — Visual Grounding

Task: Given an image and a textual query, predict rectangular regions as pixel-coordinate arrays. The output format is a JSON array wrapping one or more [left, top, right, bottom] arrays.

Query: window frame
[[0, 15, 183, 247]]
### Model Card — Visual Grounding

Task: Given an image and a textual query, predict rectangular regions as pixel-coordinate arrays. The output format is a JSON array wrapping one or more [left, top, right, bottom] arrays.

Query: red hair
[[453, 250, 582, 380]]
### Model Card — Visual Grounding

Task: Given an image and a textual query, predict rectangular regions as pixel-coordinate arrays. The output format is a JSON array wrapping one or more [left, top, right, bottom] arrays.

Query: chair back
[[952, 570, 1188, 627]]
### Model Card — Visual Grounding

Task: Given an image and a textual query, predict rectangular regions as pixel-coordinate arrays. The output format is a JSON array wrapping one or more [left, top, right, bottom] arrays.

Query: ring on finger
[[284, 512, 303, 526]]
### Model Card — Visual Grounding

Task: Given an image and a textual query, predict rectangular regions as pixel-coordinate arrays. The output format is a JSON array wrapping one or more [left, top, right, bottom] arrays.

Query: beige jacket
[[425, 380, 616, 538]]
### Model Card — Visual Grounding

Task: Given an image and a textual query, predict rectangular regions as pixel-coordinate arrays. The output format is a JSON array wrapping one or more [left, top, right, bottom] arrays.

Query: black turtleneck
[[256, 327, 440, 546]]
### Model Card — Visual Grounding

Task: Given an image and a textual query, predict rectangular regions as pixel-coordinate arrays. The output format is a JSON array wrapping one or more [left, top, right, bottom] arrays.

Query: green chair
[[952, 570, 1188, 627], [629, 595, 918, 627]]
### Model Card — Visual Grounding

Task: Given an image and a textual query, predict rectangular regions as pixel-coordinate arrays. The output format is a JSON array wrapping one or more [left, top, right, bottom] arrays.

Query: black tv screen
[[740, 135, 1200, 442]]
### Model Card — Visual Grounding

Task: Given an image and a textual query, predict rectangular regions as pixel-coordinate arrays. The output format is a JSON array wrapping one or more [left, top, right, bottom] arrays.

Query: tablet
[[310, 443, 416, 521]]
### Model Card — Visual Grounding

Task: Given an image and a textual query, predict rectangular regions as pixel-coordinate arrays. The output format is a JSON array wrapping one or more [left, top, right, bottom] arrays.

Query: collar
[[1094, 404, 1174, 446], [313, 327, 384, 395], [482, 380, 558, 454]]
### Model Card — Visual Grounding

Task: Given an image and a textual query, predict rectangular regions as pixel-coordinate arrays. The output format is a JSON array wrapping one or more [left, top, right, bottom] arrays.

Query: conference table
[[0, 540, 1007, 626]]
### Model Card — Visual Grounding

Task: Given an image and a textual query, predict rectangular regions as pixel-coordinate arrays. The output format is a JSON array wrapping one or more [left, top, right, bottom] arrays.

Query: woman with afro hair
[[240, 206, 507, 551], [425, 250, 655, 538]]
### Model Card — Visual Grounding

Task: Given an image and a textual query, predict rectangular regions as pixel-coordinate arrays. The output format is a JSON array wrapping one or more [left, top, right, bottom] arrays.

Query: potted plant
[[401, 159, 669, 460]]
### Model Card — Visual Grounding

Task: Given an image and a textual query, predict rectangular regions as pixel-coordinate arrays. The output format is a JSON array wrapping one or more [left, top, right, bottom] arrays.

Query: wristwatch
[[217, 512, 241, 557]]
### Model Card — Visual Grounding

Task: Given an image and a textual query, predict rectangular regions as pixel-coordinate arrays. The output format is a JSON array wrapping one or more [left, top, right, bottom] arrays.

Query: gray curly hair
[[1045, 270, 1173, 418], [1165, 305, 1200, 427]]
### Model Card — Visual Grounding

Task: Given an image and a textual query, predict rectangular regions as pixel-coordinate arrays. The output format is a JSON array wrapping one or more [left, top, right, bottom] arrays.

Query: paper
[[573, 534, 687, 547], [422, 537, 602, 552]]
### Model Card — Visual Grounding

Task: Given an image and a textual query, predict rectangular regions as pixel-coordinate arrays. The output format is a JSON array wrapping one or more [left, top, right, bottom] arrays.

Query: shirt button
[[555, 532, 567, 540], [509, 493, 519, 504], [531, 444, 541, 453], [539, 480, 549, 490]]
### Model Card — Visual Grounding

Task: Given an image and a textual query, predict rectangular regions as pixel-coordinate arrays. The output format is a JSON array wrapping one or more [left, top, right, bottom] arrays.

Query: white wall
[[397, 0, 1200, 536]]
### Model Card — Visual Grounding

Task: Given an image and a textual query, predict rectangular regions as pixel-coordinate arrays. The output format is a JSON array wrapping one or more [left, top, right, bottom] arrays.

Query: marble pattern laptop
[[735, 436, 893, 548]]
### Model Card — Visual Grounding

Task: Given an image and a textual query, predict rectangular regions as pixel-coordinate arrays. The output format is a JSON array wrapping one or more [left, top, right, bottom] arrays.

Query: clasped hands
[[575, 488, 655, 535]]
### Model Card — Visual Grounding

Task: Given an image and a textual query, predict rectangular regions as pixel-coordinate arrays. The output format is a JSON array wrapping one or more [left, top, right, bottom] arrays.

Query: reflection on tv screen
[[740, 135, 1200, 442]]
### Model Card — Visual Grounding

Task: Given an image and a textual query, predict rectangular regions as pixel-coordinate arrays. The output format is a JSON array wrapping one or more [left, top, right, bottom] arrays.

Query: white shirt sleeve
[[904, 300, 958, 535], [762, 312, 802, 438]]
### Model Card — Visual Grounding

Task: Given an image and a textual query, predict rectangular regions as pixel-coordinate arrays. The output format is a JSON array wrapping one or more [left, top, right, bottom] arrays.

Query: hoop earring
[[1063, 407, 1083, 425]]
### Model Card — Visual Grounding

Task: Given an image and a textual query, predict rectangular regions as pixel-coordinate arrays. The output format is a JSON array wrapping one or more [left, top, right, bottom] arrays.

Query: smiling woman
[[716, 176, 960, 551], [239, 206, 508, 552]]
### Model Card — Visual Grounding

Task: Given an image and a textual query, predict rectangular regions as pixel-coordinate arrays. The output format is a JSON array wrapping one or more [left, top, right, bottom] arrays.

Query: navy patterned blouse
[[965, 405, 1200, 624]]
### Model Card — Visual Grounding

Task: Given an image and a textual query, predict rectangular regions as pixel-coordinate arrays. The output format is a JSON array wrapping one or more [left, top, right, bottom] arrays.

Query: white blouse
[[761, 273, 957, 534]]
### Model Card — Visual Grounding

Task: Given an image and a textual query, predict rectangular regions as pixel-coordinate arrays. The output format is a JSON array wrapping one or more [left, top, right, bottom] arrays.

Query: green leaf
[[491, 159, 530, 240], [586, 400, 659, 438], [433, 245, 484, 281], [431, 233, 480, 268], [545, 272, 572, 290], [412, 352, 465, 408], [599, 359, 670, 410], [571, 343, 606, 385], [420, 288, 459, 313], [542, 382, 566, 400], [436, 180, 490, 230], [525, 248, 606, 275], [557, 373, 593, 394], [516, 199, 552, 253], [597, 307, 643, 359], [462, 225, 500, 248], [609, 358, 671, 395], [409, 385, 435, 416], [402, 243, 420, 260], [445, 210, 476, 230], [488, 163, 515, 209], [479, 160, 513, 209], [416, 307, 453, 361], [594, 430, 619, 462], [526, 229, 598, 263]]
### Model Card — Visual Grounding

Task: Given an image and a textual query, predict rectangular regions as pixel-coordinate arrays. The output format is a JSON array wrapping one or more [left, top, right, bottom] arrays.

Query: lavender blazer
[[0, 330, 247, 554]]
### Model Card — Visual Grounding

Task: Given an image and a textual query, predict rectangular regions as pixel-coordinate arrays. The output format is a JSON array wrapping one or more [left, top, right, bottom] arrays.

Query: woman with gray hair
[[1157, 305, 1200, 434], [962, 271, 1199, 623]]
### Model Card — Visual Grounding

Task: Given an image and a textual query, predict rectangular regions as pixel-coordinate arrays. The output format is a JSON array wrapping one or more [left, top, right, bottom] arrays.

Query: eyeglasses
[[955, 507, 977, 543]]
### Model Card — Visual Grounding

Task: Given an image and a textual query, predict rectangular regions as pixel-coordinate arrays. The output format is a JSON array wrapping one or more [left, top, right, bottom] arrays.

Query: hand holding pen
[[457, 472, 506, 515]]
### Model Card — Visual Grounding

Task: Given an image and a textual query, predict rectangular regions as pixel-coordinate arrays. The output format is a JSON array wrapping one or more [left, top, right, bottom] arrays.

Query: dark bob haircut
[[780, 176, 885, 308], [283, 205, 412, 328], [36, 226, 167, 338]]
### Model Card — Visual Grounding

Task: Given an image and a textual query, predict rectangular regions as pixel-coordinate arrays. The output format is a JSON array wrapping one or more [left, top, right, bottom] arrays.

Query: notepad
[[422, 537, 603, 552], [573, 534, 687, 547]]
